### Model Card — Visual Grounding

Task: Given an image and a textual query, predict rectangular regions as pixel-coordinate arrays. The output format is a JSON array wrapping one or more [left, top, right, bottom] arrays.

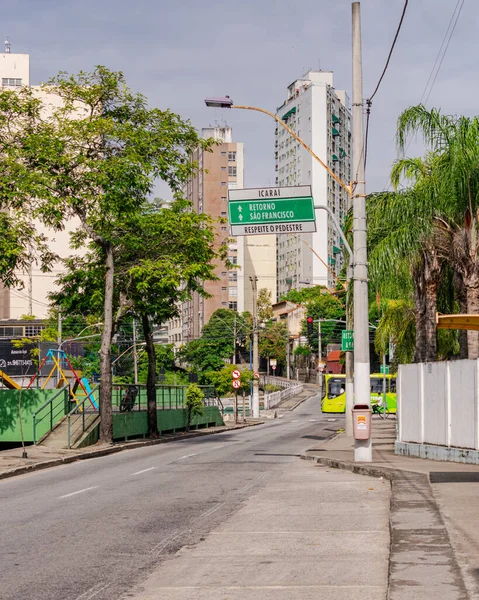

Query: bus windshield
[[370, 378, 384, 393], [328, 379, 345, 398]]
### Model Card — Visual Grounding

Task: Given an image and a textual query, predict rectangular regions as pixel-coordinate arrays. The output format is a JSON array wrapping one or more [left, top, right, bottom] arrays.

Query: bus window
[[328, 379, 345, 398], [370, 378, 383, 393], [389, 378, 397, 393]]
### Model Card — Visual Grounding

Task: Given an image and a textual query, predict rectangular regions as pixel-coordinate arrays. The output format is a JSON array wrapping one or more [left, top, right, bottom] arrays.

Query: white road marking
[[59, 486, 98, 499], [132, 467, 156, 475], [237, 483, 254, 494], [74, 582, 111, 600], [291, 419, 299, 422], [308, 419, 318, 422], [150, 530, 187, 556], [200, 502, 225, 518], [178, 453, 197, 460]]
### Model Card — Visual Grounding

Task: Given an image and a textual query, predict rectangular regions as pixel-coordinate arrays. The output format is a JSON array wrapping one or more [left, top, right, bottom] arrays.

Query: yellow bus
[[321, 373, 397, 414]]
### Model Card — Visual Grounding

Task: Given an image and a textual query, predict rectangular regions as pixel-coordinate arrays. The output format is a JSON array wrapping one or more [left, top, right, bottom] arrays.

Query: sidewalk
[[276, 383, 319, 410], [123, 456, 391, 599], [303, 417, 479, 599]]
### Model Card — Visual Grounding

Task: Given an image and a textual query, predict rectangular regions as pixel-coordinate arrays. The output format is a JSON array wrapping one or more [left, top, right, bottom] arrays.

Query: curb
[[301, 451, 469, 599], [0, 422, 262, 482]]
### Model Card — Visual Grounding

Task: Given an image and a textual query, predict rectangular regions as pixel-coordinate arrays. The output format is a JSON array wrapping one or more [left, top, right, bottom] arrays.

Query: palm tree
[[396, 106, 479, 358]]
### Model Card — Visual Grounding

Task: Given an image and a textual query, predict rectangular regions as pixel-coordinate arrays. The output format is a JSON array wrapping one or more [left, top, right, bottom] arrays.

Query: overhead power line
[[381, 0, 465, 191], [364, 0, 410, 170]]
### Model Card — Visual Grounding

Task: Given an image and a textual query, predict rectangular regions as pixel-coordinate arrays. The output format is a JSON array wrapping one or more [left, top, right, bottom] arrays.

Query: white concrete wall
[[398, 359, 479, 450]]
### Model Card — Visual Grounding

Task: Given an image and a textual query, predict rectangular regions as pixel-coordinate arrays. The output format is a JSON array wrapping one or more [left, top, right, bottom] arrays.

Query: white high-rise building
[[275, 70, 352, 298]]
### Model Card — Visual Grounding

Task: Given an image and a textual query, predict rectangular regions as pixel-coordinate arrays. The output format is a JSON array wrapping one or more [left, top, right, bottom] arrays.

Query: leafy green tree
[[30, 67, 212, 442], [0, 87, 57, 288], [185, 383, 204, 432], [259, 321, 289, 367], [205, 365, 252, 398], [52, 198, 221, 437], [257, 288, 274, 323], [179, 309, 251, 372]]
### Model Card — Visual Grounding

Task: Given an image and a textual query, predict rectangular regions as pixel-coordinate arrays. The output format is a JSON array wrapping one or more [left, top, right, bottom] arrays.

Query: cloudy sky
[[3, 0, 472, 196]]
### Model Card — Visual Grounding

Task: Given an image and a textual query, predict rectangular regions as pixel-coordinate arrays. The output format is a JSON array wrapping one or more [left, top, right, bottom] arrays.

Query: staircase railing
[[67, 384, 100, 449], [33, 386, 70, 445]]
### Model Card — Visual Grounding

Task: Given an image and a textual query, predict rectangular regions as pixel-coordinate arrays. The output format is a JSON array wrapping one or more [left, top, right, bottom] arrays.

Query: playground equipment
[[26, 349, 97, 409], [0, 369, 21, 389]]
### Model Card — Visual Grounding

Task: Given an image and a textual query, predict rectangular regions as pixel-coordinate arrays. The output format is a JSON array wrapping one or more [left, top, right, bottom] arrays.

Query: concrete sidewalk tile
[[130, 585, 386, 600], [179, 530, 390, 557], [144, 555, 388, 588]]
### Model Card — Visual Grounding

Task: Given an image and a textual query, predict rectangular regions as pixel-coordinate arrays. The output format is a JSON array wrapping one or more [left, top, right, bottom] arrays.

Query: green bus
[[321, 373, 397, 414]]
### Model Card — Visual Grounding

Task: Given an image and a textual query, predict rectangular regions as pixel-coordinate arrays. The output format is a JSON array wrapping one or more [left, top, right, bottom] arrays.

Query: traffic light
[[307, 316, 314, 336]]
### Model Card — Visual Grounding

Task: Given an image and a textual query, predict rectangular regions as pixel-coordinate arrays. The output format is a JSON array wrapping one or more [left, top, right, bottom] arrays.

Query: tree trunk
[[454, 273, 468, 359], [424, 280, 438, 362], [412, 266, 426, 363], [141, 313, 158, 437], [99, 243, 114, 443], [466, 281, 479, 359]]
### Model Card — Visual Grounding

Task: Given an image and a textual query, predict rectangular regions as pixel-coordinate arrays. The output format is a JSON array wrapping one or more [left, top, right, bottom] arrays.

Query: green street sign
[[228, 186, 316, 236], [341, 330, 354, 351], [380, 365, 390, 375]]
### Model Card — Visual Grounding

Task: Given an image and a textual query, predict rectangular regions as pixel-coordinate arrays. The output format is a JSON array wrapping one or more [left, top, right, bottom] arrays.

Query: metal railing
[[67, 384, 100, 449], [33, 386, 70, 445], [111, 384, 217, 412], [264, 383, 303, 410]]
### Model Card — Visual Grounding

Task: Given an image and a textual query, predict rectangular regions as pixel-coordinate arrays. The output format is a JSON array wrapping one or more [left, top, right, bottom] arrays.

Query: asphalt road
[[1, 393, 343, 600]]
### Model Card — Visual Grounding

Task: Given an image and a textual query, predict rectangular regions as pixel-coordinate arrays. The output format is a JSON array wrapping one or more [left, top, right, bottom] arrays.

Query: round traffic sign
[[232, 369, 241, 379], [253, 372, 260, 380], [232, 379, 241, 389], [271, 365, 276, 370]]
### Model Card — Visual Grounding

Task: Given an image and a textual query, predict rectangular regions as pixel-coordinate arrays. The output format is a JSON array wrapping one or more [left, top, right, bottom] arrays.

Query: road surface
[[1, 393, 344, 600]]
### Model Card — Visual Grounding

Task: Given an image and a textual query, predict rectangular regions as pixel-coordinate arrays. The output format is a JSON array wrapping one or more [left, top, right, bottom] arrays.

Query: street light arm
[[232, 105, 352, 195], [314, 204, 353, 259]]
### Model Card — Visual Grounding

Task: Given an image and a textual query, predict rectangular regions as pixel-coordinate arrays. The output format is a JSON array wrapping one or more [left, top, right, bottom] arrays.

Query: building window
[[222, 287, 227, 291], [2, 78, 22, 87], [221, 166, 227, 172], [229, 287, 237, 297], [221, 196, 227, 201], [229, 301, 238, 311], [221, 226, 228, 232], [228, 151, 236, 161], [221, 211, 227, 216], [222, 302, 227, 307], [221, 181, 227, 186], [229, 256, 237, 264], [221, 271, 227, 277], [228, 166, 237, 177], [221, 151, 227, 156]]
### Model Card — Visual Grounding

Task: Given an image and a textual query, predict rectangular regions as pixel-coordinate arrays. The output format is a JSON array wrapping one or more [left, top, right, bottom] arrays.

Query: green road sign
[[341, 330, 354, 351], [228, 186, 316, 236], [380, 365, 390, 374]]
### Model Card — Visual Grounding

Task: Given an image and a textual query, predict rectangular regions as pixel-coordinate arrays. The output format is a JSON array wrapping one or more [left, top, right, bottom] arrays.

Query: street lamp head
[[204, 96, 234, 109]]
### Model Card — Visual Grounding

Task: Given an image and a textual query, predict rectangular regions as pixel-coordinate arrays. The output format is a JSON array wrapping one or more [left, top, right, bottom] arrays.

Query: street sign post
[[228, 186, 316, 236], [342, 330, 354, 352]]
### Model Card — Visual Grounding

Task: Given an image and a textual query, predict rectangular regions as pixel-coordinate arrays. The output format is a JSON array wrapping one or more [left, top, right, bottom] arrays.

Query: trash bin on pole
[[352, 404, 372, 440]]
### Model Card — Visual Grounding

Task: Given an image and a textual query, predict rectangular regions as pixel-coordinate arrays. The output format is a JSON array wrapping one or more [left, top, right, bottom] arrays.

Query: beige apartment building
[[172, 126, 276, 346], [0, 48, 80, 319]]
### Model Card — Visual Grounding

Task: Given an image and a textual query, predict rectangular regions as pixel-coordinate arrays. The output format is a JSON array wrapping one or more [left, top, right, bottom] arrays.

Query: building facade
[[171, 126, 276, 347], [275, 71, 351, 298], [0, 49, 82, 320]]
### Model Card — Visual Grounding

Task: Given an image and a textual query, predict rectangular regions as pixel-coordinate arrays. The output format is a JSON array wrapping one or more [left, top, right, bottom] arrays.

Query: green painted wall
[[0, 389, 69, 443], [112, 407, 224, 441]]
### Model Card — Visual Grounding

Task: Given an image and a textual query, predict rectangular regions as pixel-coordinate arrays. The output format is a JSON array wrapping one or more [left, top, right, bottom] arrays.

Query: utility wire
[[364, 0, 409, 171], [381, 0, 465, 191]]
